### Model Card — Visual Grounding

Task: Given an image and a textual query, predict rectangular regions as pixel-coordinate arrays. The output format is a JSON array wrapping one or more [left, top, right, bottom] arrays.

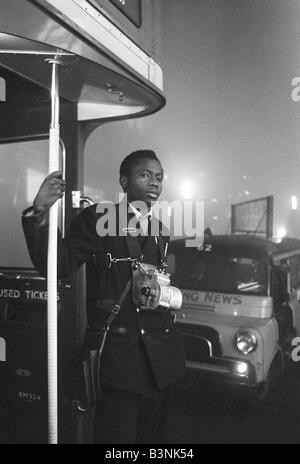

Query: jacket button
[[136, 308, 140, 313], [140, 329, 145, 335], [164, 328, 170, 333]]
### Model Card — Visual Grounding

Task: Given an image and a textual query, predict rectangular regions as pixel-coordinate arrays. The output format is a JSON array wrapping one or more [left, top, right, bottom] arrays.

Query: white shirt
[[128, 203, 153, 235]]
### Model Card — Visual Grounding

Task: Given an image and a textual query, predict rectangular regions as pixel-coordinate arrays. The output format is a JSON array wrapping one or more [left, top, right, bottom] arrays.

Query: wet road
[[169, 360, 300, 444]]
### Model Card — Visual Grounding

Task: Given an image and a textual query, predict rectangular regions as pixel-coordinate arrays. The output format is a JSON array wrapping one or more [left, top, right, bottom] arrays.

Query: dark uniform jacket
[[22, 203, 186, 399]]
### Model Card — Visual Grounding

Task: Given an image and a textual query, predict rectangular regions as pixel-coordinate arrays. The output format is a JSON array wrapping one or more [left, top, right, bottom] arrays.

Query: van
[[168, 235, 300, 402]]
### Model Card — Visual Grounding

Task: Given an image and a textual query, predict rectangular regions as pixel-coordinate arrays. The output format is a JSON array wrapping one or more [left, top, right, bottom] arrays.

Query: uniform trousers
[[93, 385, 172, 444]]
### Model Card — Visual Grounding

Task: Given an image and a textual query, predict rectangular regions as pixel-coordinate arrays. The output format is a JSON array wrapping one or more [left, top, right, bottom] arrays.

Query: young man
[[22, 149, 185, 444]]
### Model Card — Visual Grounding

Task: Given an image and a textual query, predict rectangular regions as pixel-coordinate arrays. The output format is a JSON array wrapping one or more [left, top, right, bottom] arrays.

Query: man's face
[[120, 158, 163, 207]]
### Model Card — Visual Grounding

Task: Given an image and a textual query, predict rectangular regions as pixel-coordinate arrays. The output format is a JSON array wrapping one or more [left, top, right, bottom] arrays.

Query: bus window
[[0, 140, 48, 268]]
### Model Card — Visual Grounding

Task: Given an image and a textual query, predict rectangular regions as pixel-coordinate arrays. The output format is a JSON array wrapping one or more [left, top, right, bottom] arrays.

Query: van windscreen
[[169, 249, 267, 296]]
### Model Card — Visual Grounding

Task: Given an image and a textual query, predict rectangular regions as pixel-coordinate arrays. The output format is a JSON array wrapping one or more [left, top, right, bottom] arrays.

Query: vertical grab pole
[[46, 58, 61, 444], [59, 139, 66, 239]]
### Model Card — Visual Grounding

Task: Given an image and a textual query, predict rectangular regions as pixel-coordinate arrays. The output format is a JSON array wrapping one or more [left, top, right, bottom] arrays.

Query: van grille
[[178, 324, 221, 362]]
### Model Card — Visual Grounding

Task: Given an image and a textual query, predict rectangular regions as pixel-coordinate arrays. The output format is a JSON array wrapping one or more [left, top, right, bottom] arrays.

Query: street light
[[291, 195, 298, 210], [180, 180, 193, 200], [277, 227, 287, 242]]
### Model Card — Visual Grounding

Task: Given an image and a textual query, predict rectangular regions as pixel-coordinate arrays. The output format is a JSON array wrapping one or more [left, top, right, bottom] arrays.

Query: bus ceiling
[[0, 0, 165, 129]]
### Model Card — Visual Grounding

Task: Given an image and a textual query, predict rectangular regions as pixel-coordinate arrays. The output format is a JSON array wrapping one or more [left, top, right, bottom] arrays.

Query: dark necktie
[[137, 217, 150, 250]]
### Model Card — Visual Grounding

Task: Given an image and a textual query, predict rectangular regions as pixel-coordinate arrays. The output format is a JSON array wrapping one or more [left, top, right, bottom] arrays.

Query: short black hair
[[119, 150, 162, 178]]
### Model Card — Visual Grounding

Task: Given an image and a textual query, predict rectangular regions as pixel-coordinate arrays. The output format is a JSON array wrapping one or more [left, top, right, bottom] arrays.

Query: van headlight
[[234, 331, 257, 355]]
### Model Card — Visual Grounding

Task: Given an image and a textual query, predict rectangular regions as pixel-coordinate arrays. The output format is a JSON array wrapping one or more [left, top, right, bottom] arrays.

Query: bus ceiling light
[[234, 331, 257, 355], [106, 83, 124, 102]]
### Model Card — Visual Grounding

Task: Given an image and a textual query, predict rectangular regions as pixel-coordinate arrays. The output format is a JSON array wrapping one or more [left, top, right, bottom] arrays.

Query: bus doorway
[[0, 0, 164, 444]]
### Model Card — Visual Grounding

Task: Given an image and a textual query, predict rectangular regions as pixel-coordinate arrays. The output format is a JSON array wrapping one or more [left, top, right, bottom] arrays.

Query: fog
[[85, 0, 300, 240]]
